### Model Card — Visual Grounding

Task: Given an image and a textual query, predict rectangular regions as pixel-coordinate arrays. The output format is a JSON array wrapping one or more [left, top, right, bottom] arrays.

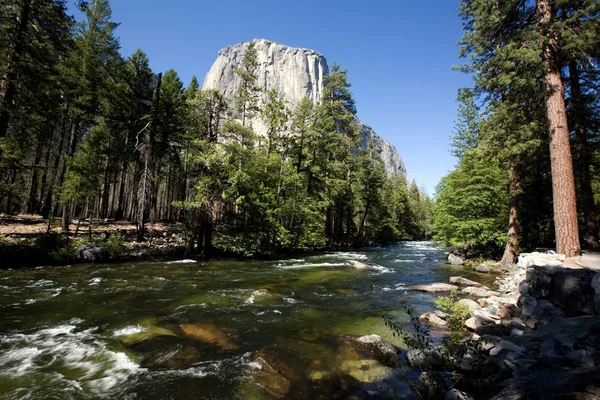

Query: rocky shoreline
[[405, 251, 600, 399]]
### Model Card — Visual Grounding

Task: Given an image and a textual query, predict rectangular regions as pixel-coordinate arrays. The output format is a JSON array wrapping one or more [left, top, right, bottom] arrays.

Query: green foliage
[[104, 232, 125, 257], [34, 232, 81, 263], [435, 290, 472, 341], [433, 150, 508, 258]]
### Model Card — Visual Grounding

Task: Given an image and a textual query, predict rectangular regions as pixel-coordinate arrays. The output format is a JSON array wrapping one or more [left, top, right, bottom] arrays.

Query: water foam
[[276, 262, 345, 269], [0, 319, 141, 396], [166, 259, 197, 264], [325, 252, 368, 260]]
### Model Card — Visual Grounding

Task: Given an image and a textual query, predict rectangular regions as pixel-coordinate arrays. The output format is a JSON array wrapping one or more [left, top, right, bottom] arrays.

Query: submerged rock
[[249, 345, 305, 397], [179, 323, 238, 350]]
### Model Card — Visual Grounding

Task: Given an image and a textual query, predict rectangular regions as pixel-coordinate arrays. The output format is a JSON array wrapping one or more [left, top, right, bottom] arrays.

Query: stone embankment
[[411, 251, 600, 399]]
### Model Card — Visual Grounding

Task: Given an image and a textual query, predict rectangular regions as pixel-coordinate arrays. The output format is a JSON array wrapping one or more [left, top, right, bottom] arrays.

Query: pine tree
[[234, 41, 261, 127], [537, 0, 580, 257]]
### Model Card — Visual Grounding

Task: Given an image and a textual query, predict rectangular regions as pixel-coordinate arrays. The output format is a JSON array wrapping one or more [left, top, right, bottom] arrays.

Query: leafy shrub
[[435, 290, 472, 337], [104, 232, 125, 257]]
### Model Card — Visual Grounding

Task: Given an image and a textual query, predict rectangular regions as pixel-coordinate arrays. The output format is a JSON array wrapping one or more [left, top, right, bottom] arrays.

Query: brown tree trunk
[[537, 0, 580, 257], [500, 163, 520, 265], [0, 0, 31, 139], [27, 138, 44, 213], [137, 73, 161, 242], [60, 120, 79, 233], [569, 61, 598, 250]]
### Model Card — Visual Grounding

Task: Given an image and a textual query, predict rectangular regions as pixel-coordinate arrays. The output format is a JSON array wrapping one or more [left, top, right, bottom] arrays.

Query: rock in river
[[405, 283, 459, 293], [179, 323, 238, 350], [344, 260, 375, 270], [450, 276, 482, 287]]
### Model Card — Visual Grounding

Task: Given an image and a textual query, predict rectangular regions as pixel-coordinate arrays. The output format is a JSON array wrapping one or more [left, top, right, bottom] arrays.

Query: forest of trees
[[0, 0, 432, 257], [432, 0, 600, 262]]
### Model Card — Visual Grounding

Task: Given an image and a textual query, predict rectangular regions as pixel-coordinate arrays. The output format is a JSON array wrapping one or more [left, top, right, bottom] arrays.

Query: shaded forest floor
[[0, 213, 189, 269]]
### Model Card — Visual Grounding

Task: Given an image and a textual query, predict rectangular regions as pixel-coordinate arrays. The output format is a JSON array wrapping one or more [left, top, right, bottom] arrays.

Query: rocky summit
[[203, 38, 410, 180]]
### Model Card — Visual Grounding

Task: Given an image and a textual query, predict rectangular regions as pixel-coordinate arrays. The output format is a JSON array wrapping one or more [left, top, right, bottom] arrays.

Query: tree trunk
[[60, 120, 79, 233], [137, 73, 161, 242], [569, 61, 598, 250], [0, 0, 31, 139], [537, 0, 580, 257], [27, 138, 44, 213], [500, 163, 520, 265]]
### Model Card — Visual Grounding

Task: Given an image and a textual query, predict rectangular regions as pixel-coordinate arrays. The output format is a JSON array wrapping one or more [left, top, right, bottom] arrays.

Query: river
[[0, 242, 492, 399]]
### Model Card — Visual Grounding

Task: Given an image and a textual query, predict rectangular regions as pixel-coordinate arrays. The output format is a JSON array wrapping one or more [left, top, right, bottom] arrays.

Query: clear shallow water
[[0, 242, 491, 399]]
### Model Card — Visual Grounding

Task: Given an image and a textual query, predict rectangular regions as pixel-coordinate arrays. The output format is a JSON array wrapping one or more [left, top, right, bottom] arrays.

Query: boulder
[[404, 282, 459, 293], [473, 263, 498, 274], [475, 323, 511, 337], [354, 334, 400, 366], [489, 340, 524, 356], [514, 315, 600, 348], [179, 323, 238, 350], [449, 276, 482, 287], [446, 389, 475, 400], [344, 260, 375, 270], [517, 251, 565, 268], [249, 345, 305, 398], [526, 265, 599, 315], [419, 312, 448, 329], [462, 286, 497, 297], [566, 349, 595, 368], [76, 243, 108, 262], [518, 280, 530, 296], [457, 298, 481, 311], [464, 317, 482, 331], [448, 253, 465, 265], [416, 371, 448, 399]]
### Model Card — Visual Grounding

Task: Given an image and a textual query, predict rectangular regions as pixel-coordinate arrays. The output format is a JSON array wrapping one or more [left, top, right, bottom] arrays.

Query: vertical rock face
[[202, 38, 409, 180]]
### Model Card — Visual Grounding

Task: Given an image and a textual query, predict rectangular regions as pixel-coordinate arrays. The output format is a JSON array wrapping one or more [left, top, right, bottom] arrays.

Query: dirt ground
[[0, 213, 183, 237]]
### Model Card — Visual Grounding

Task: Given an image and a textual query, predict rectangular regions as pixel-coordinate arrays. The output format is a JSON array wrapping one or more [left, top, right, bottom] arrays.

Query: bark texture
[[500, 163, 520, 265], [537, 0, 580, 257]]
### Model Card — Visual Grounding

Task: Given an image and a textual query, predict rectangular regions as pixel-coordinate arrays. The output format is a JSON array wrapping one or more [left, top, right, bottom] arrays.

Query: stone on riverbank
[[462, 286, 498, 297], [355, 334, 401, 366], [450, 276, 482, 287], [76, 243, 107, 262], [448, 253, 465, 265], [473, 263, 499, 274], [526, 265, 599, 315], [457, 298, 481, 311], [419, 312, 448, 329]]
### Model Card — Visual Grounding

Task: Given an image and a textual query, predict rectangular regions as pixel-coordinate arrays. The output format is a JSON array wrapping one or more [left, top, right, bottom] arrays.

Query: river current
[[0, 242, 491, 399]]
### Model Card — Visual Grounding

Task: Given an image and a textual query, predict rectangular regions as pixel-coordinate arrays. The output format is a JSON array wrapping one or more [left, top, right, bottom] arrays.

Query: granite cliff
[[203, 39, 409, 179]]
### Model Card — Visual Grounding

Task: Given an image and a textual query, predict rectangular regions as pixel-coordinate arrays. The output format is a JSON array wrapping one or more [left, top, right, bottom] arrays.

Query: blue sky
[[69, 0, 471, 195]]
